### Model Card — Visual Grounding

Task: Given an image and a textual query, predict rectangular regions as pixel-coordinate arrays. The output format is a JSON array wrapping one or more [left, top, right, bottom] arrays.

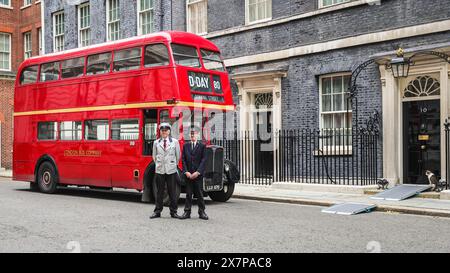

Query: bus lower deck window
[[111, 119, 139, 140], [85, 120, 109, 140], [60, 121, 82, 140], [20, 65, 39, 85], [37, 122, 58, 140], [144, 44, 170, 67]]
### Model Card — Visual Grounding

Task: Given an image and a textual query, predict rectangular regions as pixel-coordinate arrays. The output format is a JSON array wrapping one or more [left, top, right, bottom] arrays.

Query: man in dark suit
[[180, 127, 208, 220]]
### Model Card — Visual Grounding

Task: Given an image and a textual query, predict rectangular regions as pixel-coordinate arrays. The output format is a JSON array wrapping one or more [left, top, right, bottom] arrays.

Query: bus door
[[81, 119, 112, 188], [142, 109, 158, 156], [110, 117, 141, 189]]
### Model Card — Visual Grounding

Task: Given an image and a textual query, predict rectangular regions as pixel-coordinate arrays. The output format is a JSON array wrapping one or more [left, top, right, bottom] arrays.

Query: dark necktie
[[163, 139, 167, 150], [192, 142, 195, 151]]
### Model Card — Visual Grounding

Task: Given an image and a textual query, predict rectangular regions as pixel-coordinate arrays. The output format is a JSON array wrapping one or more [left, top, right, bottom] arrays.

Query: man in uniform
[[180, 127, 208, 220], [150, 123, 181, 219]]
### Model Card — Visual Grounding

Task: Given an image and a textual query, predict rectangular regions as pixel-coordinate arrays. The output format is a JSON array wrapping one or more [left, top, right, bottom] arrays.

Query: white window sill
[[35, 0, 41, 4], [319, 0, 351, 9], [0, 5, 13, 10], [246, 17, 272, 26], [20, 4, 32, 10]]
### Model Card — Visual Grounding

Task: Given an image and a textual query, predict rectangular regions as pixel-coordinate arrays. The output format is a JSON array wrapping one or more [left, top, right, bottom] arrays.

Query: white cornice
[[223, 19, 450, 67]]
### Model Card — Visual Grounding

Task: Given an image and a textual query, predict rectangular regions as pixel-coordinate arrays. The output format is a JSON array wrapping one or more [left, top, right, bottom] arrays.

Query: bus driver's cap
[[159, 123, 172, 130]]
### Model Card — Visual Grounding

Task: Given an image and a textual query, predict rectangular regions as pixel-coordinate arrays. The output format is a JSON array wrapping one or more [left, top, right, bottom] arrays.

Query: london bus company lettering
[[64, 150, 102, 157]]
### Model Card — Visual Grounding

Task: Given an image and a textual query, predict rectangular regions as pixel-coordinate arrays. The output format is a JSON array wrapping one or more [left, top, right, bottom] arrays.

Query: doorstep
[[365, 189, 450, 200]]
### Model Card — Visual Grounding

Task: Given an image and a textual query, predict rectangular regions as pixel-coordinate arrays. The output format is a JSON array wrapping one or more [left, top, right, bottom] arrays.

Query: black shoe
[[180, 212, 191, 220], [199, 211, 209, 220], [170, 213, 180, 219], [150, 212, 161, 219]]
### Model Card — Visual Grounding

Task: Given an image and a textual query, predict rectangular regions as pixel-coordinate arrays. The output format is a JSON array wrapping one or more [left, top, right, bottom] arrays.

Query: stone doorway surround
[[231, 69, 287, 179], [377, 45, 450, 186]]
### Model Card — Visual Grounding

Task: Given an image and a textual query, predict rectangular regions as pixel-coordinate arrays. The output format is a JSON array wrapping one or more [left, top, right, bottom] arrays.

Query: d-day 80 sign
[[188, 71, 222, 93]]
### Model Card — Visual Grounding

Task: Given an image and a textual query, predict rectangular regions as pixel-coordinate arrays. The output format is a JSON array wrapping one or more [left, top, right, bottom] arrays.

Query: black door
[[402, 99, 440, 184], [254, 111, 273, 177]]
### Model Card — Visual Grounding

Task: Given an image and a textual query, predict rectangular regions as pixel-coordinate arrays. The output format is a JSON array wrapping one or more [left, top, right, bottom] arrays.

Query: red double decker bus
[[13, 31, 239, 203]]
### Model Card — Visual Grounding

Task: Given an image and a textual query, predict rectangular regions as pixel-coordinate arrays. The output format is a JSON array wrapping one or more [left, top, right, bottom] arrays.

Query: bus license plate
[[203, 177, 223, 192]]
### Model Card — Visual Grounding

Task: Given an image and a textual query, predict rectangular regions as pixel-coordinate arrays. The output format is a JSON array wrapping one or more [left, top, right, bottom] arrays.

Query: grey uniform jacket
[[152, 137, 181, 175]]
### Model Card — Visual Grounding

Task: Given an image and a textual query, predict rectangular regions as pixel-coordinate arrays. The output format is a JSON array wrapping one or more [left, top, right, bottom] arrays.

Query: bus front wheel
[[37, 161, 59, 194]]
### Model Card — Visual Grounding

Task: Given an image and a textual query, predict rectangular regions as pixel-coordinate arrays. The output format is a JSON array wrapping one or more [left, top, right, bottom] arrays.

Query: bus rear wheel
[[152, 176, 181, 207], [37, 161, 58, 194]]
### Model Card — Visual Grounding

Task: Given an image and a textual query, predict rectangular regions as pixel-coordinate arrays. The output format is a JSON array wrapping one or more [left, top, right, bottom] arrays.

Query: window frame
[[137, 0, 154, 36], [171, 43, 201, 68], [37, 121, 58, 141], [61, 56, 86, 79], [39, 61, 61, 82], [318, 73, 352, 148], [24, 31, 32, 59], [53, 11, 65, 53], [0, 0, 11, 8], [86, 51, 112, 76], [112, 46, 142, 72], [59, 121, 83, 141], [319, 0, 351, 9], [37, 27, 42, 55], [143, 43, 171, 68], [78, 2, 91, 48], [106, 0, 121, 42], [22, 0, 32, 8], [111, 119, 140, 141], [186, 0, 208, 35], [0, 32, 11, 71], [84, 119, 110, 141], [245, 0, 272, 25], [19, 65, 39, 86]]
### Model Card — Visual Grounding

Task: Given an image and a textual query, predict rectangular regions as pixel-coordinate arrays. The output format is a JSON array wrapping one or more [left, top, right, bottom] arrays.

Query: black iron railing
[[213, 128, 380, 186], [444, 120, 450, 190]]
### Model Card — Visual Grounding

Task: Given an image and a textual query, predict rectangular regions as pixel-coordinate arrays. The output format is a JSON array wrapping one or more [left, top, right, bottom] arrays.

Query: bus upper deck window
[[40, 62, 60, 82], [171, 44, 200, 68], [86, 52, 111, 75], [144, 44, 169, 68], [20, 65, 38, 85], [201, 49, 225, 72], [113, 47, 141, 72], [61, 57, 85, 79]]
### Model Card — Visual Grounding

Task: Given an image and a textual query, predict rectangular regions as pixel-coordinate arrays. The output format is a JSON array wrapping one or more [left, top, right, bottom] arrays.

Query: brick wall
[[0, 0, 41, 170], [0, 78, 14, 169]]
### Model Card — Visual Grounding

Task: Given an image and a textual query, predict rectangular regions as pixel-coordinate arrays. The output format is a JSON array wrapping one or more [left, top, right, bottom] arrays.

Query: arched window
[[403, 75, 440, 98]]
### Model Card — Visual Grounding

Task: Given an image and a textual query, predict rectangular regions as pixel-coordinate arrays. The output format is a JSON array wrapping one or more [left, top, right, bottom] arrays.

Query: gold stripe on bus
[[13, 101, 235, 117]]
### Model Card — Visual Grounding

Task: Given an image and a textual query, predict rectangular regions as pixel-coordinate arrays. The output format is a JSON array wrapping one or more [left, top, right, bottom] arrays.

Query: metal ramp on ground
[[321, 203, 377, 215], [370, 184, 432, 201]]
